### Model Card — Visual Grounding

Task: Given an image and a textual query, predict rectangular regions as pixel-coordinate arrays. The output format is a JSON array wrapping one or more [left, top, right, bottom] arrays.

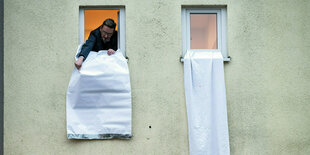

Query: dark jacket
[[79, 27, 118, 60]]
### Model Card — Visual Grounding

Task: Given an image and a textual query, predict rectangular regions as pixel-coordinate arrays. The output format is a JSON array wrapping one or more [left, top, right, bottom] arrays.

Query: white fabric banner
[[184, 51, 230, 155], [66, 46, 132, 139]]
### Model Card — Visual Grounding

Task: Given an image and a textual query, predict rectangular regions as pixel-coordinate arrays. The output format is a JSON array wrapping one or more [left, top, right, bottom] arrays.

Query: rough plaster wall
[[4, 0, 310, 155], [226, 1, 310, 154]]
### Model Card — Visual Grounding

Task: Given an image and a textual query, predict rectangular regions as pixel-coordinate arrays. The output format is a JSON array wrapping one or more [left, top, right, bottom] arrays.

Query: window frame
[[79, 7, 126, 56], [182, 7, 230, 61]]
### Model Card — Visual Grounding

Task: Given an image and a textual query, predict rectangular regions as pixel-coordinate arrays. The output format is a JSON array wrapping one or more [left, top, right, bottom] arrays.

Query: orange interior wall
[[84, 10, 119, 42]]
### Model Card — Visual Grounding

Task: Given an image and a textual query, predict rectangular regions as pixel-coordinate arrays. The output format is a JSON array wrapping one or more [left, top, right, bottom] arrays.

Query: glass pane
[[84, 10, 119, 42], [190, 14, 217, 49]]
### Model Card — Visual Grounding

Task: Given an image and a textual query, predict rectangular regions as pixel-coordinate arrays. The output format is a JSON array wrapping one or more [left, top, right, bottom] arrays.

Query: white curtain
[[184, 50, 230, 155], [66, 46, 132, 139]]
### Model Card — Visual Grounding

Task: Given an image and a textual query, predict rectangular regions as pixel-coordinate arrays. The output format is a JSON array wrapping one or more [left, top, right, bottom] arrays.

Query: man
[[75, 18, 118, 70]]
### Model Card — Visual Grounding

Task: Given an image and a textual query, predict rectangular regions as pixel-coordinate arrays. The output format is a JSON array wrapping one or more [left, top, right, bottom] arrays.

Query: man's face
[[100, 25, 114, 42]]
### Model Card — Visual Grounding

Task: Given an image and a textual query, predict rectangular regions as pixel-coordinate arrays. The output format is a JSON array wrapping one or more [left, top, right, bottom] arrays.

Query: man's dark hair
[[101, 18, 116, 29]]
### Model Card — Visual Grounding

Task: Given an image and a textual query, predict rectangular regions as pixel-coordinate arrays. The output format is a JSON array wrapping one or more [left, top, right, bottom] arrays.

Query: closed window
[[182, 8, 229, 61]]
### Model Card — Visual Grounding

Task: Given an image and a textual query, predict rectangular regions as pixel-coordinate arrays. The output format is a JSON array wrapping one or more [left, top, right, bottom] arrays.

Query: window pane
[[190, 14, 217, 49], [84, 10, 119, 42]]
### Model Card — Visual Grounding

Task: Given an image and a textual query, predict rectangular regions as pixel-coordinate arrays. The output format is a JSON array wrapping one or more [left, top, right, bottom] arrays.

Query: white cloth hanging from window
[[66, 45, 132, 139], [184, 50, 230, 155]]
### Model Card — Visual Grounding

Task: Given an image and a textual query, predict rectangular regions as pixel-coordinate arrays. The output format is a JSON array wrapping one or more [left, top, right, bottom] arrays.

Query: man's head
[[99, 19, 116, 43]]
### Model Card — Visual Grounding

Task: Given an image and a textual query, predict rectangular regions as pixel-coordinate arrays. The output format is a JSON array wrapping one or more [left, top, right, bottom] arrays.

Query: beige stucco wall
[[4, 0, 310, 154]]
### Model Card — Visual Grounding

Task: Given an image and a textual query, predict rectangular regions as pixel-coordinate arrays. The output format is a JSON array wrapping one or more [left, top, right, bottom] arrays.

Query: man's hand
[[107, 49, 116, 56], [74, 56, 84, 70]]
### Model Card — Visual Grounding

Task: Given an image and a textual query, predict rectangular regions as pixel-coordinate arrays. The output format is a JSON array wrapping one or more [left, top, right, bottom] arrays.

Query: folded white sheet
[[66, 47, 132, 139]]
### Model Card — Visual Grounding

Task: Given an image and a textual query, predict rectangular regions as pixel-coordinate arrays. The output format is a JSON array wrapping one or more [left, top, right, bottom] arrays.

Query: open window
[[79, 7, 126, 56], [182, 7, 230, 61]]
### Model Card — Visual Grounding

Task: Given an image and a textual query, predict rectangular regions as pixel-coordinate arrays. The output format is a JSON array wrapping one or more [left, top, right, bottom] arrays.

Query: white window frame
[[182, 8, 230, 61], [79, 7, 126, 56]]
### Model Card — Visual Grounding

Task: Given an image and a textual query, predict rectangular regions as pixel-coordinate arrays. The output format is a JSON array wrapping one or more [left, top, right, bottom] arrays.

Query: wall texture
[[4, 0, 310, 154]]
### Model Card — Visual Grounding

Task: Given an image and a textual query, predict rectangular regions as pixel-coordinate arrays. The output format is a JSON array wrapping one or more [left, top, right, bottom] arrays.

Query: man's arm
[[107, 31, 118, 56], [75, 31, 97, 69], [78, 31, 97, 59]]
